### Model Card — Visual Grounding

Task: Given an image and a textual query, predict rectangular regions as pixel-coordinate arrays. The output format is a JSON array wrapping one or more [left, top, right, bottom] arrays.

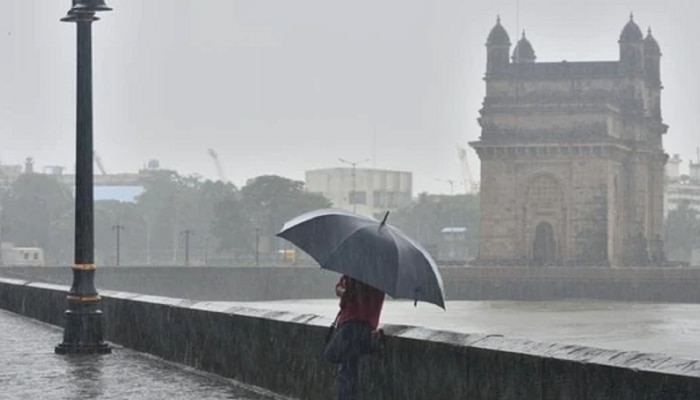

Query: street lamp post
[[436, 178, 456, 196], [111, 224, 124, 266], [56, 0, 112, 355], [437, 178, 457, 260], [339, 158, 370, 213], [141, 215, 152, 265], [203, 235, 209, 266], [181, 229, 194, 266], [255, 227, 260, 267]]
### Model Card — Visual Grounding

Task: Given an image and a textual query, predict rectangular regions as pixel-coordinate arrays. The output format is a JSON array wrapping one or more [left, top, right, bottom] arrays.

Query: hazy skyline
[[0, 0, 698, 194]]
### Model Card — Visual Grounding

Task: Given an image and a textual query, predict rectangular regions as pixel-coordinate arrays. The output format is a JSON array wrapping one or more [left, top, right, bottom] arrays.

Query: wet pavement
[[227, 299, 700, 360], [0, 309, 290, 400]]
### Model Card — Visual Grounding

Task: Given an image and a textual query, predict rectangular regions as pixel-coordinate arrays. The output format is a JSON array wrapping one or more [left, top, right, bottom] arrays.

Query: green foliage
[[1, 171, 331, 265], [664, 201, 700, 261], [94, 200, 154, 266], [210, 196, 254, 253], [1, 173, 73, 262], [240, 175, 332, 237], [390, 192, 480, 256], [130, 172, 239, 264], [1, 171, 332, 265]]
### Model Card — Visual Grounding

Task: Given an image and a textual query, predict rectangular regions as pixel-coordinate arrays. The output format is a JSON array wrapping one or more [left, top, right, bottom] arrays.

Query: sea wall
[[3, 266, 700, 303], [1, 277, 699, 400]]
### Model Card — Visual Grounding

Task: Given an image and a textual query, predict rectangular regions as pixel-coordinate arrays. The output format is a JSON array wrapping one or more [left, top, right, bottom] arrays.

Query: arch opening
[[532, 221, 556, 266]]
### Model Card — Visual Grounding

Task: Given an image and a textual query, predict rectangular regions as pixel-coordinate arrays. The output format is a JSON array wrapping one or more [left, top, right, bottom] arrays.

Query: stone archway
[[532, 221, 556, 266], [526, 174, 564, 266]]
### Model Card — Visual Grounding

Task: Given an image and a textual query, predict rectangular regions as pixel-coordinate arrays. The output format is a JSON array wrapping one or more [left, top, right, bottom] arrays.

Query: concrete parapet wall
[[0, 266, 341, 301], [1, 277, 700, 400], [439, 266, 700, 303], [4, 266, 700, 303]]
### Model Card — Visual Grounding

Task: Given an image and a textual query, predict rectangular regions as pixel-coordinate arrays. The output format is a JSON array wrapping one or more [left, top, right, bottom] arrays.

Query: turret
[[644, 27, 662, 119], [512, 31, 536, 64], [644, 28, 661, 86], [24, 157, 34, 174], [486, 16, 511, 75], [619, 14, 645, 75]]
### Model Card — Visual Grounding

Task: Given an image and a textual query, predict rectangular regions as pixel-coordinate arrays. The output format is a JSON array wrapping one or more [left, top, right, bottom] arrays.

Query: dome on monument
[[487, 16, 510, 45], [620, 14, 643, 41], [512, 32, 536, 63]]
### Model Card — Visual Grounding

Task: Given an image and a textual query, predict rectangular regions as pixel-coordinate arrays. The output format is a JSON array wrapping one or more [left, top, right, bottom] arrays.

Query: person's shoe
[[370, 329, 385, 354]]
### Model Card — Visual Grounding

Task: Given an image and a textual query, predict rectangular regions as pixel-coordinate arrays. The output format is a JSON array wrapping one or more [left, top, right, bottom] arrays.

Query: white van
[[1, 247, 45, 266]]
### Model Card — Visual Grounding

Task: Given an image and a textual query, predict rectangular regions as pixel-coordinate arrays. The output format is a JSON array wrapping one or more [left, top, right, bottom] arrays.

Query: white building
[[0, 164, 23, 188], [0, 243, 45, 266], [305, 168, 412, 217], [664, 154, 700, 216]]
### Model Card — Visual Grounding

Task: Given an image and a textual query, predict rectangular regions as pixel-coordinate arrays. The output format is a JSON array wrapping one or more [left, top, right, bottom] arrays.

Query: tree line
[[4, 169, 694, 267], [0, 172, 330, 266], [664, 201, 700, 264], [0, 171, 481, 266]]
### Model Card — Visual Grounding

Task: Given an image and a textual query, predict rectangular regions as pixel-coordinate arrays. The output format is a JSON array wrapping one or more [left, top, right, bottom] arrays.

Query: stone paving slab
[[0, 310, 292, 400]]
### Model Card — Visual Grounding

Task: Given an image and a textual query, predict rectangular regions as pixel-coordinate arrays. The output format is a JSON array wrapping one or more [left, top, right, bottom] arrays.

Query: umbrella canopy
[[277, 208, 445, 309]]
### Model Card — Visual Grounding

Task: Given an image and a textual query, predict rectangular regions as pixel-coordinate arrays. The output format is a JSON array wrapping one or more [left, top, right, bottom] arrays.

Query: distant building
[[93, 186, 145, 202], [49, 169, 146, 188], [43, 161, 171, 203], [0, 164, 22, 188], [305, 168, 412, 217], [438, 227, 470, 263], [471, 16, 667, 267], [665, 154, 700, 216], [692, 248, 700, 267], [0, 243, 45, 267]]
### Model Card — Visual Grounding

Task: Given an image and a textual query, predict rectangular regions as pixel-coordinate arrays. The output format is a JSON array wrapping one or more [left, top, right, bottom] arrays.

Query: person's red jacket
[[335, 275, 385, 330]]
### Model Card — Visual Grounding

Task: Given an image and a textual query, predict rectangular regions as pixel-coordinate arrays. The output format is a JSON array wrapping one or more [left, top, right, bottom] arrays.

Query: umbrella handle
[[413, 286, 422, 308]]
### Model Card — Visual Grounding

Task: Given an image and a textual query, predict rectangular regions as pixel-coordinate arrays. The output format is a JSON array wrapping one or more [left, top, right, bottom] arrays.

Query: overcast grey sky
[[0, 0, 697, 194]]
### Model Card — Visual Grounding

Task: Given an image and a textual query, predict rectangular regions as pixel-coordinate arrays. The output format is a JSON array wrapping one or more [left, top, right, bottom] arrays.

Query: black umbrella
[[276, 208, 445, 309]]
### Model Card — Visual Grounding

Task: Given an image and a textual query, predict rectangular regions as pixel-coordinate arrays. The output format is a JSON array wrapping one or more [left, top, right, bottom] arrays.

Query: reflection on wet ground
[[227, 299, 700, 360], [0, 310, 287, 400]]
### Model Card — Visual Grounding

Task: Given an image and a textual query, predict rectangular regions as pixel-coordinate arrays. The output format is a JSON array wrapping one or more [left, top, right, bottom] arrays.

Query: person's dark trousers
[[324, 320, 372, 400]]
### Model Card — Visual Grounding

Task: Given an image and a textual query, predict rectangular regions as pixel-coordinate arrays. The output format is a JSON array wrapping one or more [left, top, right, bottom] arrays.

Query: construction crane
[[93, 151, 107, 175], [457, 144, 479, 194], [207, 148, 227, 182]]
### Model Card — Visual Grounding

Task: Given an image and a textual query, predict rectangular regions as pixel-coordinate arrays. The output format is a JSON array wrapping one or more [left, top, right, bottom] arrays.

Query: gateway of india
[[470, 15, 668, 267]]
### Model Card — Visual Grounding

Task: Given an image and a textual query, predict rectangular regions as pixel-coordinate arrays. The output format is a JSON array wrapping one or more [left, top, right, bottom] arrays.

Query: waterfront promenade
[[0, 309, 289, 400]]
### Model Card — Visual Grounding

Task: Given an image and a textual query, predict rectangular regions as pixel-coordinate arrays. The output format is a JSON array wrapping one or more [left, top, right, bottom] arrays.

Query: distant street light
[[111, 224, 124, 266], [55, 0, 112, 355], [138, 214, 152, 265], [255, 227, 260, 267], [181, 229, 195, 266], [436, 178, 456, 196], [436, 179, 457, 259], [339, 158, 370, 213]]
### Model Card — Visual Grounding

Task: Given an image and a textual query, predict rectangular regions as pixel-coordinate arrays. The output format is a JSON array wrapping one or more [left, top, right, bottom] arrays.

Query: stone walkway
[[0, 309, 289, 400]]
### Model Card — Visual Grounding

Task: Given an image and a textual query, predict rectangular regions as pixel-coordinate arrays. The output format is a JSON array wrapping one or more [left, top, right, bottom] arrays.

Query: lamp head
[[72, 0, 112, 12], [61, 0, 111, 22]]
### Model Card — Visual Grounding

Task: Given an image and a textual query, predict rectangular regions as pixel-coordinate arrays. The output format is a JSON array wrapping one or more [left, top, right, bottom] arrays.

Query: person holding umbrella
[[323, 274, 385, 400], [277, 208, 446, 399]]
